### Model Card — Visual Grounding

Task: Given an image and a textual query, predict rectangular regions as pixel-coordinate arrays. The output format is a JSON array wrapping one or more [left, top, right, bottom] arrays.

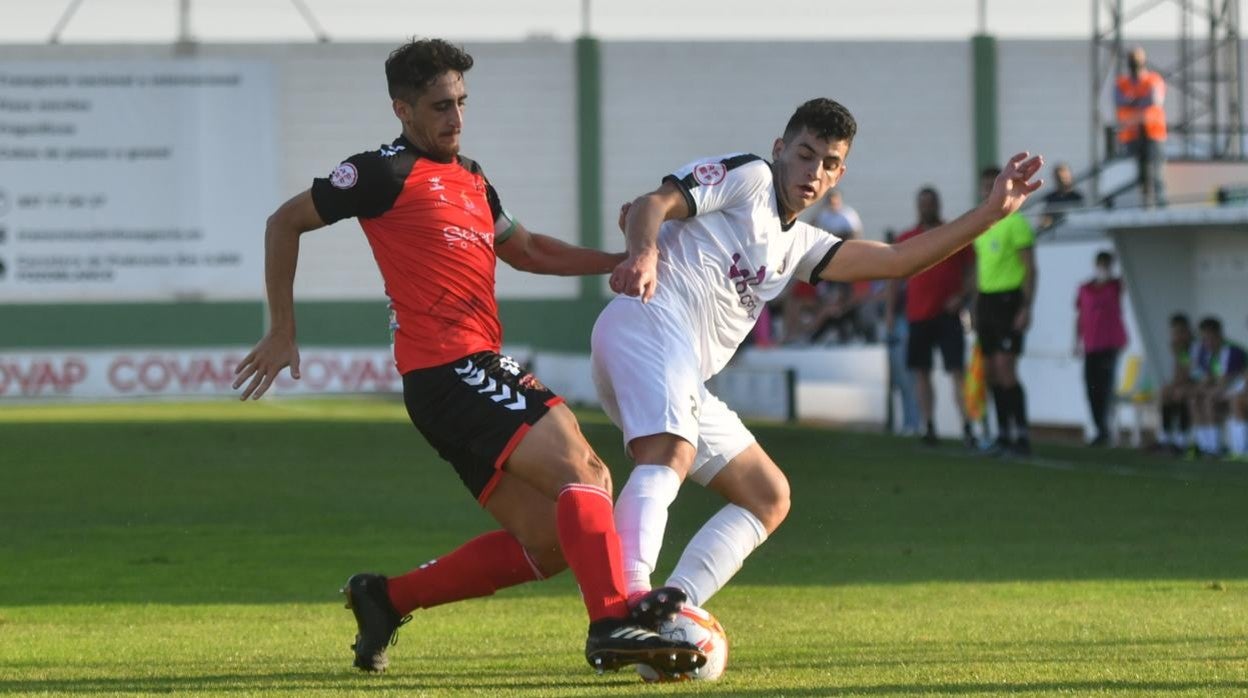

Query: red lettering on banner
[[271, 354, 399, 392], [0, 358, 89, 396], [109, 358, 137, 392], [108, 355, 243, 394], [353, 357, 399, 391]]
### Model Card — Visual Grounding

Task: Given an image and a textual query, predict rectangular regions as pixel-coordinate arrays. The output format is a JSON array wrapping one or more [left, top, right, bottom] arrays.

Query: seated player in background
[[1188, 316, 1248, 458], [593, 97, 1043, 642], [231, 38, 703, 676], [1156, 313, 1198, 454]]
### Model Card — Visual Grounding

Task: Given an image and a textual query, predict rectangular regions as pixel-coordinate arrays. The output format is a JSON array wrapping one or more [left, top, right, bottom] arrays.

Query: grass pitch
[[2, 398, 1247, 696]]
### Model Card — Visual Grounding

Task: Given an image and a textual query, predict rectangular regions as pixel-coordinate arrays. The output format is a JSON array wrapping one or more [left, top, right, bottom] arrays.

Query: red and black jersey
[[310, 135, 516, 374]]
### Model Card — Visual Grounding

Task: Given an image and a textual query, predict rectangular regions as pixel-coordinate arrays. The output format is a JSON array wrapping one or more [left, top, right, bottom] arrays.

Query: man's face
[[771, 128, 849, 216], [1128, 48, 1146, 74], [1171, 324, 1191, 347], [393, 71, 466, 162], [1055, 165, 1073, 189], [917, 191, 940, 225], [1200, 328, 1221, 351]]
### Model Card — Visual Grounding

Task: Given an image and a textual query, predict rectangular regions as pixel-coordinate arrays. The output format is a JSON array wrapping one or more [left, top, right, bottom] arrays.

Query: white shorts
[[591, 297, 755, 486]]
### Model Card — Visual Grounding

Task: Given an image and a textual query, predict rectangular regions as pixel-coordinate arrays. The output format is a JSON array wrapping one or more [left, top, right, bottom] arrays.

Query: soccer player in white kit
[[592, 99, 1044, 621]]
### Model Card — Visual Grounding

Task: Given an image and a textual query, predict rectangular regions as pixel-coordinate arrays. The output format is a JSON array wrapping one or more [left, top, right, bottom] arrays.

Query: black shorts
[[906, 312, 966, 372], [402, 351, 562, 504], [976, 289, 1026, 356]]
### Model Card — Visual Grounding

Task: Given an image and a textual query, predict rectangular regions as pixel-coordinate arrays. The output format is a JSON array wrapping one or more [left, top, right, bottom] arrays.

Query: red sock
[[386, 530, 543, 615], [556, 484, 629, 622]]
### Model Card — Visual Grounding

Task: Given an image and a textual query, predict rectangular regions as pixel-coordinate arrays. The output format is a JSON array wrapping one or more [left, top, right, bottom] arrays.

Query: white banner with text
[[0, 60, 277, 302]]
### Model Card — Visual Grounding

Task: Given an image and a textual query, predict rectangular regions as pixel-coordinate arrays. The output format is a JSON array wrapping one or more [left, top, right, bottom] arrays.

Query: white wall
[[600, 40, 976, 244], [0, 41, 580, 302]]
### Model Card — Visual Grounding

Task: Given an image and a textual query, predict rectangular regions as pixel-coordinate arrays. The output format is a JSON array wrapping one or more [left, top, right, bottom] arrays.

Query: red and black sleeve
[[311, 149, 411, 224]]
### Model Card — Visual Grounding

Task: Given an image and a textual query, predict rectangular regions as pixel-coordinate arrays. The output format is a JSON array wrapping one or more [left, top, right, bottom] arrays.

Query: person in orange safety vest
[[1115, 46, 1167, 207]]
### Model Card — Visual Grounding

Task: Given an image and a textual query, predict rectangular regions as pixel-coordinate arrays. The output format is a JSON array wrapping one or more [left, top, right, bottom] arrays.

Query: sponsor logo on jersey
[[329, 162, 358, 189], [729, 253, 767, 319], [428, 176, 446, 192], [693, 162, 727, 186], [443, 225, 494, 249], [519, 373, 547, 392], [499, 355, 521, 376]]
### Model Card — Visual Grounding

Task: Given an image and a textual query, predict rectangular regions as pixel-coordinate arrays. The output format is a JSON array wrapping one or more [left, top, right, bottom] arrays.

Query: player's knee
[[749, 478, 791, 533], [567, 447, 613, 494]]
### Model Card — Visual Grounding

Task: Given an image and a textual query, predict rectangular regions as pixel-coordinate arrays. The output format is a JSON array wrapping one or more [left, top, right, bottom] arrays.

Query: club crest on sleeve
[[330, 162, 358, 189], [693, 162, 727, 186]]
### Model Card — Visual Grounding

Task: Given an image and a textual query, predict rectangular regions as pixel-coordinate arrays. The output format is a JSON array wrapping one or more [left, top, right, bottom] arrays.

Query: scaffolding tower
[[1091, 0, 1245, 198]]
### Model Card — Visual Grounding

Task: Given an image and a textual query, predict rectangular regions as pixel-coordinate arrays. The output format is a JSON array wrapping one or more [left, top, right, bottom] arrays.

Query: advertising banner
[[0, 60, 277, 302]]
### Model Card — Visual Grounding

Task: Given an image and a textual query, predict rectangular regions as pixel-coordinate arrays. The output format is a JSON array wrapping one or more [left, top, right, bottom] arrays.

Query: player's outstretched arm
[[495, 223, 625, 276], [610, 181, 690, 302], [817, 152, 1043, 283], [233, 190, 327, 400]]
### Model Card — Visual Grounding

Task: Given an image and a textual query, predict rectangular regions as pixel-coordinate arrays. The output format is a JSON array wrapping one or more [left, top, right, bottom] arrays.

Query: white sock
[[1230, 420, 1247, 455], [666, 504, 768, 607], [614, 465, 681, 595]]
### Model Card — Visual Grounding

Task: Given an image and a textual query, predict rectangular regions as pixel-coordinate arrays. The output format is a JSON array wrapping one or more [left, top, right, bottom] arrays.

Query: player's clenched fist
[[610, 250, 659, 302]]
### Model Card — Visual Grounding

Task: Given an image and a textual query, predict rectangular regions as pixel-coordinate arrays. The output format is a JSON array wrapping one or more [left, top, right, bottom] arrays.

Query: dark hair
[[782, 98, 857, 146], [1095, 250, 1114, 267], [918, 186, 940, 203], [1169, 312, 1191, 328], [1198, 316, 1223, 335], [385, 38, 474, 103], [981, 166, 1002, 180]]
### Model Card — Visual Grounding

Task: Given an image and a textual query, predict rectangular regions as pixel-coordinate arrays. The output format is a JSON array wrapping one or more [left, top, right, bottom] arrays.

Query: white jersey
[[640, 153, 844, 379]]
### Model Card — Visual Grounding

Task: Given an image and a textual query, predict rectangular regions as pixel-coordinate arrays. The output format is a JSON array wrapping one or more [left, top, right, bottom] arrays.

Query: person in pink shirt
[[1074, 250, 1129, 446]]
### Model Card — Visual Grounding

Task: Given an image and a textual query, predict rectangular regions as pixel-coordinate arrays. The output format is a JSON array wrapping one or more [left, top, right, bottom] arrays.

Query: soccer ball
[[636, 604, 729, 682]]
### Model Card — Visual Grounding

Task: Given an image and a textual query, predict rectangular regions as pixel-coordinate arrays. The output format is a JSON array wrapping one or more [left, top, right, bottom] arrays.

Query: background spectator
[[882, 229, 920, 435], [890, 187, 975, 446], [1156, 313, 1198, 453], [1040, 162, 1085, 229], [1115, 46, 1167, 207], [812, 188, 863, 239], [1074, 250, 1128, 446]]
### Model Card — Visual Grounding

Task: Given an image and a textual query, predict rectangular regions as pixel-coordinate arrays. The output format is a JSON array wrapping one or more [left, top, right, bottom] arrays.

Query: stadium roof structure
[[1057, 202, 1248, 237]]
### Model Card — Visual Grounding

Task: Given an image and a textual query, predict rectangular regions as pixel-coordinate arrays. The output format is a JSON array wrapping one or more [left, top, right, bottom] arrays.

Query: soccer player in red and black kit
[[231, 39, 703, 676]]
